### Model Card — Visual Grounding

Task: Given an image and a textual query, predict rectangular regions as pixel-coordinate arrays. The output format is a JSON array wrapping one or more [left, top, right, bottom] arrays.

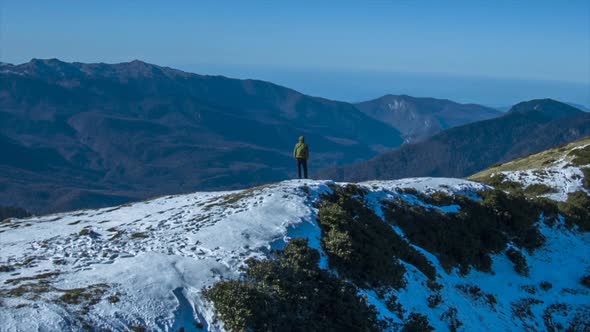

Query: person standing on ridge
[[293, 136, 309, 179]]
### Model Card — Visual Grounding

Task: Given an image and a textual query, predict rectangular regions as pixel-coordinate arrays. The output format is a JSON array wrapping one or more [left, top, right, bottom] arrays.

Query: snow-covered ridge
[[0, 178, 588, 331], [470, 138, 590, 201]]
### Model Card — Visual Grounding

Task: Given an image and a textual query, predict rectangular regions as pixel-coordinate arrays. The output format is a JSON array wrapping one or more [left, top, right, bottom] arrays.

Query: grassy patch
[[130, 232, 149, 239], [569, 145, 590, 166], [5, 281, 54, 299], [58, 283, 109, 305], [203, 238, 385, 332], [203, 184, 273, 211], [5, 272, 61, 285], [480, 173, 524, 193]]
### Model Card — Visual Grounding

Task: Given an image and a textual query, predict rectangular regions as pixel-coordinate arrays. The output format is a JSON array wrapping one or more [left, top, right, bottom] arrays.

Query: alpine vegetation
[[1, 139, 589, 331]]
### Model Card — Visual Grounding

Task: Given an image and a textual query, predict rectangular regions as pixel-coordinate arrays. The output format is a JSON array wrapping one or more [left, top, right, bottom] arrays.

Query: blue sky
[[1, 0, 589, 106]]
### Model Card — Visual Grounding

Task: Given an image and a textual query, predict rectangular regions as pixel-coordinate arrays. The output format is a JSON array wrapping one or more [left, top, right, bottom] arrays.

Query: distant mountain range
[[320, 99, 590, 182], [355, 94, 501, 142], [0, 59, 406, 212], [1, 59, 586, 214]]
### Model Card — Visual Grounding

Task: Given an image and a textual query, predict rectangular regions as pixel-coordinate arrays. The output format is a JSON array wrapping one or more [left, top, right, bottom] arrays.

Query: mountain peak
[[507, 98, 583, 119]]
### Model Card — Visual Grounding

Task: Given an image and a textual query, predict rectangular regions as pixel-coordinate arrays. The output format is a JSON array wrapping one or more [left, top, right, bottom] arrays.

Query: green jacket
[[293, 136, 309, 160]]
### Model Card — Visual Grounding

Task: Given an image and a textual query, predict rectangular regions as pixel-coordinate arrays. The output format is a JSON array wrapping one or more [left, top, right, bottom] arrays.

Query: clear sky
[[1, 0, 589, 106]]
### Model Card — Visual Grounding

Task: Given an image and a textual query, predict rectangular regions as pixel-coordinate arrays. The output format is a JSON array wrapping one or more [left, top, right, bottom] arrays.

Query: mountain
[[0, 59, 403, 213], [1, 148, 589, 331], [321, 99, 590, 182], [355, 94, 501, 143]]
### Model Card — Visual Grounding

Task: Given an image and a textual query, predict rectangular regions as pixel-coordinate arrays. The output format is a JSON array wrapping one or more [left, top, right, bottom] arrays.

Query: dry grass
[[468, 136, 590, 182]]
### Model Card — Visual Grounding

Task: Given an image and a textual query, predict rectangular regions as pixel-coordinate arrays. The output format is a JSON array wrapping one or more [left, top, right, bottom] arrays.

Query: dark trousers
[[297, 158, 308, 179]]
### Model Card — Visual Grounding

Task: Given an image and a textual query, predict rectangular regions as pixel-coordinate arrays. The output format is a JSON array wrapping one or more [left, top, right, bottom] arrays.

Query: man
[[293, 136, 309, 179]]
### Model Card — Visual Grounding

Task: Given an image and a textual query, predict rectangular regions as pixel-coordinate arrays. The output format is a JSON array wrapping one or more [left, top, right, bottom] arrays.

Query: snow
[[494, 143, 590, 202], [1, 178, 588, 331]]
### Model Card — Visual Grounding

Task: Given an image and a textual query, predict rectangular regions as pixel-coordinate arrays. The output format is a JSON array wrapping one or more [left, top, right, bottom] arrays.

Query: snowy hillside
[[470, 137, 590, 202], [1, 176, 589, 331]]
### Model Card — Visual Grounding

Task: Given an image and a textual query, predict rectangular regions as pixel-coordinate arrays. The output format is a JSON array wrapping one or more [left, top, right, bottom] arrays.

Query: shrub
[[569, 145, 590, 166], [506, 248, 529, 276], [539, 281, 553, 291], [203, 239, 384, 332], [318, 185, 436, 288], [455, 284, 496, 308], [401, 313, 434, 332], [383, 189, 545, 274], [523, 184, 557, 196], [427, 293, 442, 308], [511, 298, 544, 320], [419, 191, 455, 206], [440, 307, 463, 332], [482, 173, 523, 193], [580, 275, 590, 289], [558, 191, 590, 231], [582, 168, 590, 191], [385, 294, 405, 319]]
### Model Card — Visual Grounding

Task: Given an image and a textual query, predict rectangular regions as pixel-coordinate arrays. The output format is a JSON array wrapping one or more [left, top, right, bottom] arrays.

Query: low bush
[[203, 239, 384, 332], [558, 191, 590, 231], [539, 281, 553, 291], [440, 307, 463, 332], [582, 168, 590, 190], [511, 298, 544, 320], [523, 184, 556, 196], [427, 293, 442, 308], [401, 313, 434, 332], [580, 275, 590, 289], [419, 191, 456, 206], [481, 173, 523, 193], [569, 145, 590, 166], [318, 185, 436, 288], [506, 248, 529, 276], [383, 189, 545, 274], [385, 294, 405, 319]]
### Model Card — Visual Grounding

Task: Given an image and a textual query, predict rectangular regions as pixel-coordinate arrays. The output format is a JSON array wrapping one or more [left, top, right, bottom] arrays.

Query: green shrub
[[318, 185, 436, 288], [539, 281, 552, 291], [385, 294, 405, 319], [401, 313, 434, 332], [569, 145, 590, 166], [506, 248, 529, 276], [427, 293, 442, 308], [523, 184, 556, 196], [383, 189, 545, 274], [558, 191, 590, 231], [582, 168, 590, 190], [581, 275, 590, 289], [203, 239, 384, 332], [419, 191, 455, 206], [481, 173, 523, 193], [440, 307, 463, 332]]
